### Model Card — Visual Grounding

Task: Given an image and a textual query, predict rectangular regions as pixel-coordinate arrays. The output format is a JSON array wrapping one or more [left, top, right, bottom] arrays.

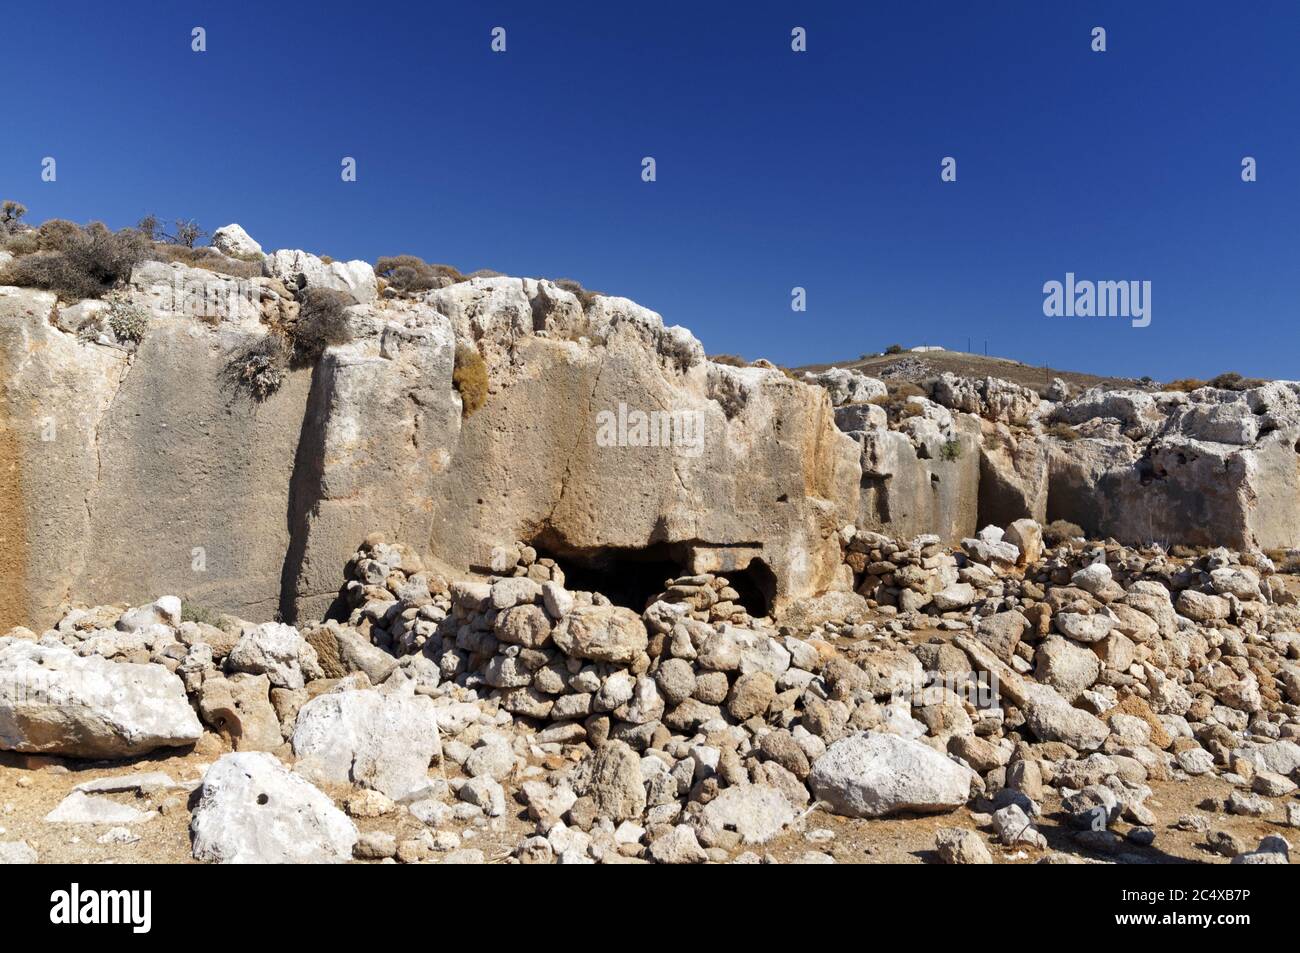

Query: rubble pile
[[2, 519, 1296, 865]]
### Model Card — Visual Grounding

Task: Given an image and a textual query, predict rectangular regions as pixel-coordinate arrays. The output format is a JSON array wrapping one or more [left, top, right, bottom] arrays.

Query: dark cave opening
[[727, 559, 777, 617], [530, 542, 684, 612], [529, 538, 775, 616]]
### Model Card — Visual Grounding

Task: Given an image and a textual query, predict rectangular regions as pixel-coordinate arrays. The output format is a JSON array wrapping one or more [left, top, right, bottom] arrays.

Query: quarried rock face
[[420, 277, 862, 615], [6, 227, 1300, 630], [853, 413, 981, 543]]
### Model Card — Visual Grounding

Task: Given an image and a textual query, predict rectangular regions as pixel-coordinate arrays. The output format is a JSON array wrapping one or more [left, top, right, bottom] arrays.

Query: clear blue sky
[[3, 1, 1297, 380]]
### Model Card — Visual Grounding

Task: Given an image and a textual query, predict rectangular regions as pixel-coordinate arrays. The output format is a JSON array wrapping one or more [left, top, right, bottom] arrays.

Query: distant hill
[[794, 349, 1142, 394]]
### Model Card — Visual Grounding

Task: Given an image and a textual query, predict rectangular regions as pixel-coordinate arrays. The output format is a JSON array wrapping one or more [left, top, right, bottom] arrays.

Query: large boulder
[[698, 784, 794, 844], [0, 639, 201, 757], [808, 732, 975, 818], [190, 752, 357, 863], [551, 606, 649, 664], [1020, 684, 1109, 751], [210, 224, 263, 258], [262, 249, 377, 304], [226, 622, 322, 689], [290, 684, 441, 799]]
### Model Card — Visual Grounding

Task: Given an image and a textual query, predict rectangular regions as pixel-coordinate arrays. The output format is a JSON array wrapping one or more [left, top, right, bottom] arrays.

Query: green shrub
[[453, 343, 489, 416], [181, 601, 225, 627], [884, 343, 904, 355], [939, 439, 962, 461], [1043, 519, 1085, 546]]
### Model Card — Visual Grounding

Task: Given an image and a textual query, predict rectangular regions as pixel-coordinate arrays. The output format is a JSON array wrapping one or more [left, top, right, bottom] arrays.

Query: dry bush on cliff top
[[153, 243, 263, 279], [374, 255, 465, 294], [0, 220, 152, 301]]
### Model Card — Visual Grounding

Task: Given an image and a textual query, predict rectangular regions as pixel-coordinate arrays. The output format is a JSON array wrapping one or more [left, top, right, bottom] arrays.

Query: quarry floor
[[0, 740, 1284, 865]]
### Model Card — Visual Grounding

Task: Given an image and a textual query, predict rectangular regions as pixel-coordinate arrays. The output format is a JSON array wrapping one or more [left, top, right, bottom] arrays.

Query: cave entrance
[[726, 558, 777, 617], [530, 541, 685, 612], [528, 537, 776, 617]]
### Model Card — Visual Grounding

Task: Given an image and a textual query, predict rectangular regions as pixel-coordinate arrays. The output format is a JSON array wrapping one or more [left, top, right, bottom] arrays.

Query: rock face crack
[[72, 349, 134, 606], [539, 354, 607, 538]]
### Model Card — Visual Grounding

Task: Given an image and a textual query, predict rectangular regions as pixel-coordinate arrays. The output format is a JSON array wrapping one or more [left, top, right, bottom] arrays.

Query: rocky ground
[[2, 521, 1298, 865]]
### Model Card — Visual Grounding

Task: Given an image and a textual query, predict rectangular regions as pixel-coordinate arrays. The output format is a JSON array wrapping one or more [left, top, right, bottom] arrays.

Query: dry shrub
[[1165, 378, 1206, 393], [1043, 519, 1085, 546], [152, 243, 262, 279], [554, 278, 603, 308], [225, 334, 289, 402], [291, 288, 354, 365], [0, 200, 26, 232], [709, 354, 748, 367], [375, 255, 465, 294], [453, 343, 488, 416], [1044, 421, 1080, 441], [0, 221, 151, 300]]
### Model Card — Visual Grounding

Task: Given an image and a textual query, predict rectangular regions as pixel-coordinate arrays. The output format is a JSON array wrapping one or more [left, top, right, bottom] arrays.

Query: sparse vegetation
[[106, 295, 150, 344], [554, 278, 604, 308], [374, 255, 465, 294], [939, 439, 962, 461], [181, 601, 227, 628], [1165, 378, 1206, 393], [869, 380, 927, 419], [291, 287, 354, 365], [0, 200, 26, 232], [152, 243, 262, 279], [1044, 519, 1085, 546], [884, 344, 904, 355], [0, 220, 152, 301], [226, 334, 289, 401], [1044, 421, 1081, 441], [170, 218, 206, 248], [453, 342, 489, 417], [709, 354, 748, 367]]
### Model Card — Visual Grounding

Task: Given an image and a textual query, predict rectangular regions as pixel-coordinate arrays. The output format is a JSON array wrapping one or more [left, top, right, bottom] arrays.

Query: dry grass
[[453, 343, 489, 416]]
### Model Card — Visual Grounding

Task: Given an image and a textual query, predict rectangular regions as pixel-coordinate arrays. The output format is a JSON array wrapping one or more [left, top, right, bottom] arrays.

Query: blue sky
[[3, 1, 1297, 380]]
